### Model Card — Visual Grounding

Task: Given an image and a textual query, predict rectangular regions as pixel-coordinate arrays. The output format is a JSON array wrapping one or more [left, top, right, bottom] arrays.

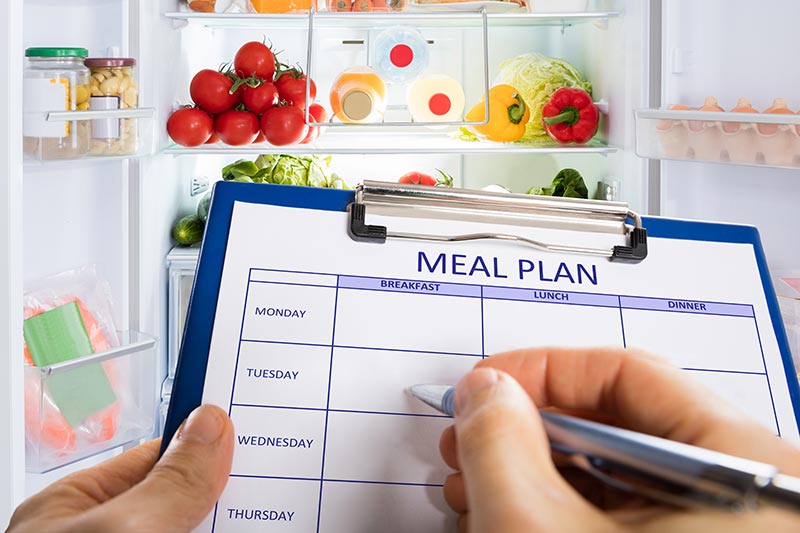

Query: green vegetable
[[172, 214, 205, 246], [494, 53, 592, 143], [221, 154, 348, 189], [197, 194, 211, 222], [527, 168, 589, 199]]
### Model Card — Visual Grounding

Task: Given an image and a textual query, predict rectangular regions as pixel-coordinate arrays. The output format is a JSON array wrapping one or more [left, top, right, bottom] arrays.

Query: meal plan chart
[[197, 201, 800, 532]]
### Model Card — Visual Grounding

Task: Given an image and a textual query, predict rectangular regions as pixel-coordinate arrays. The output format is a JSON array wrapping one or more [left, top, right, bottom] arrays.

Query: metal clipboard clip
[[347, 181, 648, 263]]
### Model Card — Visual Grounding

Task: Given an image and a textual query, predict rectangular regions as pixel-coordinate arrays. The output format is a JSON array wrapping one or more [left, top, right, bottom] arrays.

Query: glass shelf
[[164, 10, 619, 29], [163, 131, 615, 156]]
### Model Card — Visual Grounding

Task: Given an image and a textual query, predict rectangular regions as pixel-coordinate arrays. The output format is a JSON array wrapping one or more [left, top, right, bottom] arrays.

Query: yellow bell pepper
[[465, 84, 530, 143]]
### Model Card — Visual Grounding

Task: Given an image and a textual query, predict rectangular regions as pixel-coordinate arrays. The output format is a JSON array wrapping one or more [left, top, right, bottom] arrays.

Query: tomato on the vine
[[189, 69, 239, 114], [252, 130, 266, 143], [241, 82, 279, 115], [205, 130, 220, 144], [300, 103, 329, 144], [234, 42, 276, 81], [275, 70, 316, 108], [167, 107, 213, 147], [260, 106, 309, 146], [215, 110, 260, 146]]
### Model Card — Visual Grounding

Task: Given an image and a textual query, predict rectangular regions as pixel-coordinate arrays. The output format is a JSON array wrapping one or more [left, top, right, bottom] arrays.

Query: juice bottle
[[370, 27, 429, 84], [329, 67, 387, 124], [406, 75, 465, 123]]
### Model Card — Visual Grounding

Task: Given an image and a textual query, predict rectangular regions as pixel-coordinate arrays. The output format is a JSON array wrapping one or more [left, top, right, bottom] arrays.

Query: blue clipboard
[[161, 180, 800, 453]]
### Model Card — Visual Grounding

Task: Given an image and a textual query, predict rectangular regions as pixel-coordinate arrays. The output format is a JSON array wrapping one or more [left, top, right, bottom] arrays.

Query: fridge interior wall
[[659, 0, 800, 271], [8, 0, 647, 510]]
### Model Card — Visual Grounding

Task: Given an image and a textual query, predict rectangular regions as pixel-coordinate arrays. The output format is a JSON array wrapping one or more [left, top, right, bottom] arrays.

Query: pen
[[409, 384, 800, 511]]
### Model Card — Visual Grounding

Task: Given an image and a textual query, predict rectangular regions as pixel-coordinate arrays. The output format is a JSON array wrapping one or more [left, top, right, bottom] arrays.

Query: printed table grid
[[212, 268, 778, 532]]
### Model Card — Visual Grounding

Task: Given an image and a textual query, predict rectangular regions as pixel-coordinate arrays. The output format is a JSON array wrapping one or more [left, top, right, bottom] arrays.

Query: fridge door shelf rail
[[635, 108, 800, 170], [46, 108, 156, 123], [25, 330, 158, 474], [164, 10, 620, 29]]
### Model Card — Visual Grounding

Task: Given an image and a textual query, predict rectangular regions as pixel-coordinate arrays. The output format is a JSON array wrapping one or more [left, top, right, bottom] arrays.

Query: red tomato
[[241, 82, 279, 115], [189, 69, 239, 114], [215, 110, 260, 146], [300, 103, 329, 144], [234, 42, 276, 80], [260, 106, 309, 146], [398, 171, 438, 186], [167, 108, 213, 147], [275, 72, 316, 108], [253, 130, 266, 143], [205, 130, 220, 144]]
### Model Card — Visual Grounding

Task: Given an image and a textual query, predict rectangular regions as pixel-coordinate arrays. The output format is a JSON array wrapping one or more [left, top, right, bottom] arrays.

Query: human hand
[[439, 347, 800, 532], [7, 404, 234, 533]]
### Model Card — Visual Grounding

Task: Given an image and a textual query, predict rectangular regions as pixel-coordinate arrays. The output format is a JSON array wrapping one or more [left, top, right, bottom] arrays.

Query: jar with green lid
[[23, 47, 91, 160], [85, 57, 138, 156]]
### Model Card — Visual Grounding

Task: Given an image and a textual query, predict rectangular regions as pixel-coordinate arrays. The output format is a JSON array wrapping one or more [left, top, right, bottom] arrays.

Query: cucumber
[[172, 214, 205, 246], [197, 193, 211, 221]]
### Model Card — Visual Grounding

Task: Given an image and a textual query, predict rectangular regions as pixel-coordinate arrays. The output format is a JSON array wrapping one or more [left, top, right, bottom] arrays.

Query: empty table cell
[[322, 411, 452, 484], [318, 480, 455, 533], [687, 370, 778, 434], [334, 289, 482, 355], [232, 342, 332, 410], [622, 310, 765, 373], [483, 299, 624, 355], [230, 405, 326, 479], [328, 347, 478, 414], [249, 269, 337, 287]]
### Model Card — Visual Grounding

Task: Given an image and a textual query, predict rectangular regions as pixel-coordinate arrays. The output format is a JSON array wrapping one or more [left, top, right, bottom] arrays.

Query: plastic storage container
[[370, 27, 429, 84], [25, 331, 157, 473], [23, 47, 91, 161], [330, 66, 387, 123], [326, 0, 405, 12], [250, 0, 317, 13], [85, 58, 139, 156]]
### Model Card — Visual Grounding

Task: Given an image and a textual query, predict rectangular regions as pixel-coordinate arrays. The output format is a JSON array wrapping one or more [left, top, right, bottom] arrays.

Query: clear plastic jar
[[85, 58, 139, 156], [23, 47, 91, 160]]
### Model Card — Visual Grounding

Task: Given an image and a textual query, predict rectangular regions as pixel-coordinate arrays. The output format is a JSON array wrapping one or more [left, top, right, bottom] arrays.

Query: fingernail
[[177, 405, 225, 444], [454, 368, 500, 417]]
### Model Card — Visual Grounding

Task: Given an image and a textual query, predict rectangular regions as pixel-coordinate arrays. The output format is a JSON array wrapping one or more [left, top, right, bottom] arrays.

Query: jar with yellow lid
[[23, 47, 91, 160], [85, 58, 139, 156]]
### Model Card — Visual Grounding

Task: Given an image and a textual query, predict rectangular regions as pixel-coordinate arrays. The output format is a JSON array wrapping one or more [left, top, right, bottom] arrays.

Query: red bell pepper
[[541, 88, 599, 144]]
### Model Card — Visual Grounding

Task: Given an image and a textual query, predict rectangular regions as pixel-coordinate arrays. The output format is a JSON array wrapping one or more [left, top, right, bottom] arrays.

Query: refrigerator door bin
[[25, 330, 158, 474], [635, 108, 800, 169]]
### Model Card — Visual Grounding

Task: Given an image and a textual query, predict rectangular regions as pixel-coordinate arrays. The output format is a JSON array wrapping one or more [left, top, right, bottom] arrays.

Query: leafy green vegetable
[[222, 154, 348, 189], [495, 53, 592, 143], [172, 214, 205, 246], [527, 168, 589, 199]]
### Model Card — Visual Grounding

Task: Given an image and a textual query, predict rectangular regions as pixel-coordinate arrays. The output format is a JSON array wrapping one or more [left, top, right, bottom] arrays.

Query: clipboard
[[161, 180, 800, 531]]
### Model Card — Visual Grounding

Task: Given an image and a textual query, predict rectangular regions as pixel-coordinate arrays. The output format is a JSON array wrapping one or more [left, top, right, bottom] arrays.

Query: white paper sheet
[[196, 201, 800, 532]]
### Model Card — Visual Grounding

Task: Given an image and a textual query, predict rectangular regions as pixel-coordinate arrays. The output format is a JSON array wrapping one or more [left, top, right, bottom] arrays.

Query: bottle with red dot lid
[[370, 26, 429, 84], [407, 75, 465, 124]]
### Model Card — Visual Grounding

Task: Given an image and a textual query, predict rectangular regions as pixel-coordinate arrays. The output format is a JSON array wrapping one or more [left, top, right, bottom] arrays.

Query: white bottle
[[406, 75, 465, 123], [370, 26, 429, 84]]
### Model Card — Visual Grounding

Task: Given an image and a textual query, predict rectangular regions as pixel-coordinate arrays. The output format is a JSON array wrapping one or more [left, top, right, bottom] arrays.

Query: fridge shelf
[[25, 330, 158, 474], [164, 10, 619, 29], [24, 107, 157, 164], [163, 132, 615, 155], [635, 108, 800, 170]]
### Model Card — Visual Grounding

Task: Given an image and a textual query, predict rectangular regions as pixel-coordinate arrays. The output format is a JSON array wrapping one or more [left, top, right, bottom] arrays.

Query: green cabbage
[[494, 53, 592, 143]]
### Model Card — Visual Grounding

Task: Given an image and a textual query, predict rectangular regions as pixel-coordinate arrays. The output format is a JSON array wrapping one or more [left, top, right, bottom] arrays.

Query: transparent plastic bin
[[25, 330, 157, 473], [634, 108, 800, 169]]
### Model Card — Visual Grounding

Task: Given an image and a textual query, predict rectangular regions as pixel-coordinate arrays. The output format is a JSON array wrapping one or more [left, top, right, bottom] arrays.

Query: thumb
[[89, 404, 235, 532], [453, 368, 609, 532]]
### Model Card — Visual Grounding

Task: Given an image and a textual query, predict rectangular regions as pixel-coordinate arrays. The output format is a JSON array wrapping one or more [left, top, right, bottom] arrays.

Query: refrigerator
[[2, 0, 799, 525]]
